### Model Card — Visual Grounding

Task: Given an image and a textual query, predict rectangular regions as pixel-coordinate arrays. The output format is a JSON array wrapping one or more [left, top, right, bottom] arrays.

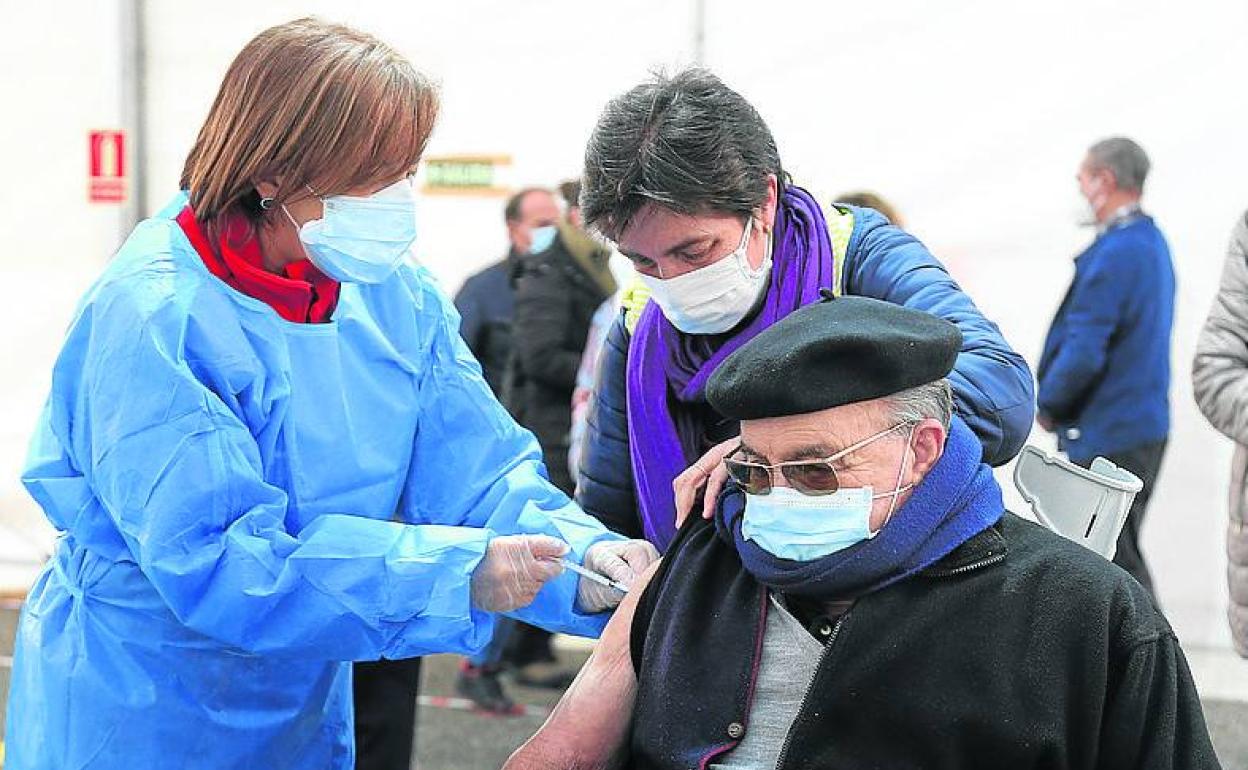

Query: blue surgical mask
[[743, 485, 878, 561], [287, 178, 418, 283], [741, 427, 916, 562], [528, 225, 558, 255]]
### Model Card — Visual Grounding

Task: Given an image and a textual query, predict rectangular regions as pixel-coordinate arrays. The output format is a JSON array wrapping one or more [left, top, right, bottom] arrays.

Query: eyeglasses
[[722, 422, 913, 496]]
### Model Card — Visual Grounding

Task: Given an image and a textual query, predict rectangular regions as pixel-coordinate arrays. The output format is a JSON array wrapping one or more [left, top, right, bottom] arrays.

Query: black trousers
[[1075, 439, 1167, 598], [352, 658, 422, 770]]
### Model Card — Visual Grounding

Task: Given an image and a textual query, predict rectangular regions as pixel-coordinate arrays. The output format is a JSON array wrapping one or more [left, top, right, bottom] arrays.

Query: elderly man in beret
[[505, 296, 1219, 770]]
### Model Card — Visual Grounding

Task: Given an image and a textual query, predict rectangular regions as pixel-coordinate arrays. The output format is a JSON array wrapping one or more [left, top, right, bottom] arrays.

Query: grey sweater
[[1192, 209, 1248, 657]]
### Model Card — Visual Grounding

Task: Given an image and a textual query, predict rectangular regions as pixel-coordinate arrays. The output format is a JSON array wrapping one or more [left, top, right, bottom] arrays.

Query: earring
[[259, 196, 275, 211]]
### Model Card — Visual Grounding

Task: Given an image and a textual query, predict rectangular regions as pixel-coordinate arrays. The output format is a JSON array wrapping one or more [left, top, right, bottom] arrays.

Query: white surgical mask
[[638, 218, 772, 335], [286, 178, 418, 284]]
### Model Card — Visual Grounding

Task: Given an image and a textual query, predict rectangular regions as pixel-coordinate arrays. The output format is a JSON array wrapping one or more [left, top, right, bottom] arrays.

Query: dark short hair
[[581, 68, 786, 240], [1086, 137, 1150, 193], [558, 179, 582, 210], [504, 187, 551, 224]]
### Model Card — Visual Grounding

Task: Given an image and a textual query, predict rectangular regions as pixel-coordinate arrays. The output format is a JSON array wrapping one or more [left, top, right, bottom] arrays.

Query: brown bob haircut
[[181, 18, 438, 231]]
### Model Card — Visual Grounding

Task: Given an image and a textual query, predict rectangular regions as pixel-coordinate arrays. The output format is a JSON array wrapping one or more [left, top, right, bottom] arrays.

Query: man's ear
[[909, 418, 947, 479]]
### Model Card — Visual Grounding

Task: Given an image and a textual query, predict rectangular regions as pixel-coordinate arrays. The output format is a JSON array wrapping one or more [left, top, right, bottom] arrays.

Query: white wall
[[0, 0, 131, 561], [3, 0, 1246, 650]]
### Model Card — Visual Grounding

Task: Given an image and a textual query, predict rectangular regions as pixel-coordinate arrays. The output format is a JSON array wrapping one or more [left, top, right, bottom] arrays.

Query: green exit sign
[[422, 155, 511, 196]]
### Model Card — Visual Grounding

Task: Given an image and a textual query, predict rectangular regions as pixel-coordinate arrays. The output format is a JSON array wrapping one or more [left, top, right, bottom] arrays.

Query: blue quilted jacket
[[576, 205, 1036, 541]]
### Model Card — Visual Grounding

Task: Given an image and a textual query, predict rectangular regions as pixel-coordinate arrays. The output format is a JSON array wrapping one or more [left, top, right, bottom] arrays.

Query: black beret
[[706, 294, 962, 420]]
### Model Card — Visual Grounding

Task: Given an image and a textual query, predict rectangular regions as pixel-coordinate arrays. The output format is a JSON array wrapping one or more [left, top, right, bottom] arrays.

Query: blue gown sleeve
[[34, 286, 506, 661], [844, 212, 1036, 465], [398, 276, 624, 638]]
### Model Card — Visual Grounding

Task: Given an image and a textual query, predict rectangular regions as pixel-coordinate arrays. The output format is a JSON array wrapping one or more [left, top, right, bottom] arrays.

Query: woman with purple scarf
[[574, 68, 1035, 552]]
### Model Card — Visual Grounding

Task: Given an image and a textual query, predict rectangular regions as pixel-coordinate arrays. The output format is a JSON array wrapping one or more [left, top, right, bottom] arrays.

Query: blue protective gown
[[4, 195, 622, 769]]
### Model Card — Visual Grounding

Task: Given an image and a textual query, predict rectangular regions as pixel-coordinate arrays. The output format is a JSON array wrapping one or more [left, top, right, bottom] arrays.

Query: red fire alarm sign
[[89, 130, 127, 204]]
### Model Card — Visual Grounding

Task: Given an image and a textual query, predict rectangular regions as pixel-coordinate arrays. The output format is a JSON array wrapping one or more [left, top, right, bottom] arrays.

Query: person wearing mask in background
[[452, 186, 563, 714], [4, 20, 658, 770], [507, 297, 1219, 770], [1037, 137, 1174, 599], [835, 190, 904, 228], [496, 178, 620, 695], [574, 68, 1035, 552], [1191, 208, 1248, 658], [455, 188, 560, 397], [511, 179, 618, 495]]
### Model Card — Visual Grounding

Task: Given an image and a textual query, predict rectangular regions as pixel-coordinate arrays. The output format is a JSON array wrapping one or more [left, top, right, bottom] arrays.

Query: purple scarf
[[626, 186, 836, 550]]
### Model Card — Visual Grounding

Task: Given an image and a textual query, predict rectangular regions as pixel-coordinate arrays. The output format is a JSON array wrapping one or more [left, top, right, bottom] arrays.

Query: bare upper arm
[[503, 561, 661, 770]]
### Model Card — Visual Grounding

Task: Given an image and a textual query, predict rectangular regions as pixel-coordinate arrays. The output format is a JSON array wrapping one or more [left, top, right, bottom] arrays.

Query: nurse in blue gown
[[4, 18, 657, 770]]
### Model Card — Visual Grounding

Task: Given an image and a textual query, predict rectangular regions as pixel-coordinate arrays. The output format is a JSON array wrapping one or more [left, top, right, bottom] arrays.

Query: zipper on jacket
[[931, 552, 1006, 578], [773, 609, 851, 770]]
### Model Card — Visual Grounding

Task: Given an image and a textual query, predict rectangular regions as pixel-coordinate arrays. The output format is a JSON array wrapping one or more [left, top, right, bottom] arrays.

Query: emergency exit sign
[[89, 130, 126, 204], [422, 155, 511, 196]]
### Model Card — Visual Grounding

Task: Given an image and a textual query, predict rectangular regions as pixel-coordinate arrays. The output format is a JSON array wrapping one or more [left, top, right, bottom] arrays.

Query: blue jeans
[[469, 616, 517, 669]]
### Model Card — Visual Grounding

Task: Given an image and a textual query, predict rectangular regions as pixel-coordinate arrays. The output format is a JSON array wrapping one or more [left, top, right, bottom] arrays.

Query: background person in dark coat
[[1038, 137, 1175, 598], [455, 188, 561, 396], [510, 181, 618, 494]]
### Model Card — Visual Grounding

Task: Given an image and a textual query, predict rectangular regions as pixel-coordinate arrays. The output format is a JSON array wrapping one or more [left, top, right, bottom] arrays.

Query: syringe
[[553, 558, 630, 595]]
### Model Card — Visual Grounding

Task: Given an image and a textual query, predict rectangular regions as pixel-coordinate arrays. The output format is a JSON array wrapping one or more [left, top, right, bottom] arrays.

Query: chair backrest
[[1013, 446, 1143, 559]]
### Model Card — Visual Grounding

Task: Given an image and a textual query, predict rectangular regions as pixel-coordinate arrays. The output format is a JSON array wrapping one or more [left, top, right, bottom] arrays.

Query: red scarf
[[176, 206, 340, 324]]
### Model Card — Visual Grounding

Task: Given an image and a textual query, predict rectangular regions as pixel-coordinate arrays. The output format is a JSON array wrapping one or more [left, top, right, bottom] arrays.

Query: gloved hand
[[471, 535, 568, 613], [577, 539, 661, 613]]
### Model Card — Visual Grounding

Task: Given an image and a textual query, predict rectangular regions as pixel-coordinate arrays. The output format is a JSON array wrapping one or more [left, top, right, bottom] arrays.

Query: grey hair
[[1087, 137, 1151, 194], [883, 379, 954, 431], [580, 68, 787, 240]]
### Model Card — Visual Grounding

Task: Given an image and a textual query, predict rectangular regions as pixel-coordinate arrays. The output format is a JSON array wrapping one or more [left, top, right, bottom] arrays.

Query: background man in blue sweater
[[1038, 137, 1175, 598]]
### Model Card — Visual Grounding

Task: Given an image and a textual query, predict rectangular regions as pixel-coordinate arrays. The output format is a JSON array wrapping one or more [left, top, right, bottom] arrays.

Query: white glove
[[577, 539, 661, 613], [470, 535, 568, 613]]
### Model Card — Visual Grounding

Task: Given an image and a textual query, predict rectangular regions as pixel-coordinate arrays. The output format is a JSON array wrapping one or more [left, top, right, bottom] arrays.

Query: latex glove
[[577, 539, 661, 613], [673, 437, 740, 526], [471, 534, 568, 613]]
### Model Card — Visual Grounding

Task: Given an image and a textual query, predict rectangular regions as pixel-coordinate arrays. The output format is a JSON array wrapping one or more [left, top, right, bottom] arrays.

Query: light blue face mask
[[287, 178, 418, 283], [743, 486, 878, 561], [741, 425, 915, 562], [528, 224, 558, 255]]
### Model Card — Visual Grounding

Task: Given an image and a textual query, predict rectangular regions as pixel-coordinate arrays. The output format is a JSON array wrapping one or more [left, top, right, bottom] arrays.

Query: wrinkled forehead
[[738, 400, 891, 461]]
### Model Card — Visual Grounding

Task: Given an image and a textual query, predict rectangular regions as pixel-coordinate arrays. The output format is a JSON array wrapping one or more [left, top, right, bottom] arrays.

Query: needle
[[552, 558, 629, 594]]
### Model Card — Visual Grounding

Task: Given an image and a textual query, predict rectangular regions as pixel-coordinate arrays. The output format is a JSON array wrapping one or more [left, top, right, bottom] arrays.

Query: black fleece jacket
[[628, 514, 1222, 770]]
